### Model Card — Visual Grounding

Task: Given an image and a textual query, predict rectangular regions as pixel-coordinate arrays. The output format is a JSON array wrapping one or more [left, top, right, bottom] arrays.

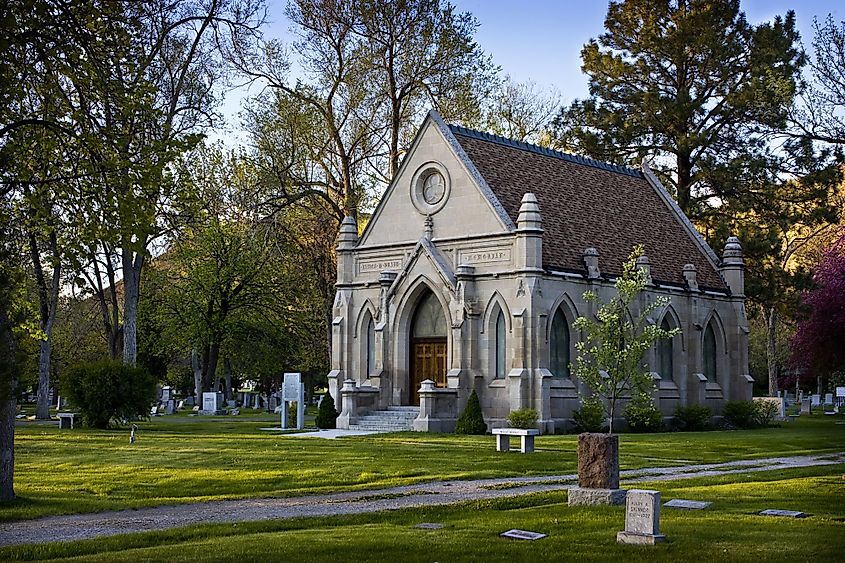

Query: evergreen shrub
[[623, 396, 663, 432], [673, 404, 711, 431], [722, 400, 759, 429], [507, 408, 538, 429], [573, 397, 605, 433], [61, 360, 156, 428], [315, 393, 338, 429], [455, 389, 487, 434]]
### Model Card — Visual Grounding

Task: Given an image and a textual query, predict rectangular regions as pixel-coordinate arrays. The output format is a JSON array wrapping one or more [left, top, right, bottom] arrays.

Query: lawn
[[3, 411, 844, 523], [2, 464, 843, 561]]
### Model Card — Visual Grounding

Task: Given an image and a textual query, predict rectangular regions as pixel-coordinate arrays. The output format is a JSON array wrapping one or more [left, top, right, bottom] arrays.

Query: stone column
[[336, 379, 358, 429], [568, 433, 627, 506]]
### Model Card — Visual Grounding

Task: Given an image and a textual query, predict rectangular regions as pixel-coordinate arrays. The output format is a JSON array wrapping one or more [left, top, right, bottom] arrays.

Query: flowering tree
[[572, 246, 677, 434], [790, 230, 845, 383]]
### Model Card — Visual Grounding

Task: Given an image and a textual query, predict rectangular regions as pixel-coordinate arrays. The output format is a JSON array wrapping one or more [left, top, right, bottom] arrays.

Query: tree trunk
[[205, 341, 220, 392], [35, 339, 52, 419], [191, 348, 202, 402], [34, 256, 60, 420], [224, 358, 233, 401], [676, 152, 693, 217], [122, 249, 143, 366], [0, 306, 18, 502], [766, 307, 779, 397]]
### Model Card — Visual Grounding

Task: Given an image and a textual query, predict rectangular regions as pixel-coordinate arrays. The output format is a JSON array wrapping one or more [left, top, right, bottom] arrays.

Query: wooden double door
[[410, 338, 447, 405]]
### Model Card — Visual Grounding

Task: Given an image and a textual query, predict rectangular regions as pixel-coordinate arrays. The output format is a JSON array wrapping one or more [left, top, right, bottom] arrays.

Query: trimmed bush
[[507, 408, 538, 429], [674, 404, 712, 431], [624, 396, 663, 433], [315, 394, 338, 429], [455, 389, 487, 434], [573, 397, 605, 433], [722, 400, 759, 429], [61, 360, 156, 428], [754, 400, 779, 427]]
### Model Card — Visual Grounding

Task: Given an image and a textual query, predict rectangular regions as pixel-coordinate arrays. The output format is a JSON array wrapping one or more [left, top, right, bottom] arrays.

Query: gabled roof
[[447, 124, 727, 291]]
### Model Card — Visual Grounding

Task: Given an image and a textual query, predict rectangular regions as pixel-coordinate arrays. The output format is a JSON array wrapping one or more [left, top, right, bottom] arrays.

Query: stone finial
[[517, 192, 543, 231], [682, 263, 699, 292], [423, 214, 434, 240], [336, 215, 358, 250], [455, 264, 475, 280], [378, 270, 398, 287], [722, 236, 743, 262], [720, 235, 745, 297], [584, 248, 601, 279], [636, 254, 652, 285]]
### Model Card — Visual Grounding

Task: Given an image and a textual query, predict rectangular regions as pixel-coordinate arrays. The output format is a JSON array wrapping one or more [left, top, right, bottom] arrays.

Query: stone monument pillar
[[568, 433, 627, 505]]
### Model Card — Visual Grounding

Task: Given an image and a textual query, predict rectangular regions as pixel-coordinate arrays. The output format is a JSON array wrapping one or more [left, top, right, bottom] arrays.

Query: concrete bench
[[57, 413, 79, 429], [492, 428, 540, 453]]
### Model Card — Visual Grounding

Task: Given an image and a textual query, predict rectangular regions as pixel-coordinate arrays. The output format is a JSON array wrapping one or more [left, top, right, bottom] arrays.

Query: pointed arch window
[[550, 308, 570, 378], [366, 315, 375, 376], [657, 318, 673, 381], [495, 310, 506, 379], [703, 322, 717, 382]]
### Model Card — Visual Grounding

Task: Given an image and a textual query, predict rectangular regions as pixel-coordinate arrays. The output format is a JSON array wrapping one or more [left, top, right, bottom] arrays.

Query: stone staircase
[[348, 406, 419, 432]]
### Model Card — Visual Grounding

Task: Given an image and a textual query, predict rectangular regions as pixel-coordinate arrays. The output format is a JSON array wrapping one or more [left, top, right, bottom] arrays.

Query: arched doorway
[[409, 290, 448, 404]]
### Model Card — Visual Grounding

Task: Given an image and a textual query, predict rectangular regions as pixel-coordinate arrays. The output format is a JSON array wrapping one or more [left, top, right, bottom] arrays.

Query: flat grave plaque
[[664, 499, 712, 510], [500, 529, 547, 541], [760, 509, 807, 518], [415, 523, 444, 530]]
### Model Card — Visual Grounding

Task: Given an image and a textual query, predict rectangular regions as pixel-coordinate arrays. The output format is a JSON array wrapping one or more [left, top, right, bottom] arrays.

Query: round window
[[410, 162, 450, 215]]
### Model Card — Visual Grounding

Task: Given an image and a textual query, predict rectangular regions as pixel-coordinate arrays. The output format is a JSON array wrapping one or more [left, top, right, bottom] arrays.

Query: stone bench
[[492, 428, 540, 453], [57, 413, 79, 429]]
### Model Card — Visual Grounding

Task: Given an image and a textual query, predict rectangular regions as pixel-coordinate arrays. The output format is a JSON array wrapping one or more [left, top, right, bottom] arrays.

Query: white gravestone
[[837, 387, 845, 398], [811, 394, 821, 407], [824, 393, 833, 405], [617, 489, 666, 545], [202, 392, 223, 414], [281, 372, 305, 430], [500, 529, 546, 541]]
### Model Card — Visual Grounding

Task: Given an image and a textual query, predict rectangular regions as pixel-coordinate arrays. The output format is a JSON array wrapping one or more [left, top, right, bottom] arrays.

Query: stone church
[[328, 111, 751, 433]]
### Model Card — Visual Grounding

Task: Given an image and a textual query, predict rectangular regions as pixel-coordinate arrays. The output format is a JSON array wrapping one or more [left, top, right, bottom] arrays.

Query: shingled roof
[[448, 125, 727, 291]]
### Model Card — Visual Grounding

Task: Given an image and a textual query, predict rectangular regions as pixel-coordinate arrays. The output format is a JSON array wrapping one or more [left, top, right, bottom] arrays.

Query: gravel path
[[2, 452, 843, 547]]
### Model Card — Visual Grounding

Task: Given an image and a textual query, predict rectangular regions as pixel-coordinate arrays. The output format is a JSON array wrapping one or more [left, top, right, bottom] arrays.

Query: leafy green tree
[[572, 246, 676, 434], [553, 0, 803, 218]]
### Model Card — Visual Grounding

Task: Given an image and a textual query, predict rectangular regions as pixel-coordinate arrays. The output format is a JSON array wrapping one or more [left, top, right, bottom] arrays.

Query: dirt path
[[1, 452, 842, 547]]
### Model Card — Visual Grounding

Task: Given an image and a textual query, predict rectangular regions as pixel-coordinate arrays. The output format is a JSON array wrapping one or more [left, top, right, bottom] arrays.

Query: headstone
[[150, 405, 159, 416], [569, 433, 626, 506], [230, 408, 240, 416], [192, 405, 200, 412], [811, 394, 821, 407], [165, 399, 176, 415], [184, 396, 195, 406], [801, 401, 811, 415], [161, 386, 173, 401], [415, 523, 444, 530], [176, 400, 184, 409], [617, 489, 666, 545], [282, 372, 305, 430], [760, 509, 807, 518], [824, 393, 833, 405], [753, 397, 785, 419], [836, 387, 845, 398], [664, 499, 711, 510], [202, 392, 223, 414], [227, 400, 237, 408], [500, 529, 547, 541], [577, 433, 619, 488]]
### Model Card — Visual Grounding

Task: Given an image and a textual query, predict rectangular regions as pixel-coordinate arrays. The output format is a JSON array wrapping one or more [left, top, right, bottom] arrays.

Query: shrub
[[753, 399, 779, 427], [287, 401, 299, 427], [455, 389, 487, 434], [623, 396, 663, 433], [315, 394, 338, 429], [674, 404, 712, 431], [722, 400, 759, 429], [61, 360, 156, 428], [573, 397, 605, 433], [507, 408, 538, 429]]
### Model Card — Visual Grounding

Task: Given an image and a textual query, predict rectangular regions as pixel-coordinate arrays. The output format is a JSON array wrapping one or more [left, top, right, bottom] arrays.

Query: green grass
[[2, 465, 843, 561], [3, 413, 844, 522]]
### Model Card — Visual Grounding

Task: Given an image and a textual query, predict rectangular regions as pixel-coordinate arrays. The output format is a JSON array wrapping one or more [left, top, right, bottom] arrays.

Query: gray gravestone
[[664, 499, 711, 510], [760, 509, 807, 518], [811, 394, 821, 407], [415, 523, 444, 530], [165, 399, 176, 415], [569, 433, 626, 506], [500, 529, 546, 541], [282, 372, 305, 430], [202, 392, 223, 414], [801, 401, 811, 414], [824, 393, 833, 405], [617, 489, 666, 545]]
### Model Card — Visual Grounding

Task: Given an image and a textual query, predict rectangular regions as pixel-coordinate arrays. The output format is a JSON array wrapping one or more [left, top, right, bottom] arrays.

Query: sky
[[216, 0, 843, 143]]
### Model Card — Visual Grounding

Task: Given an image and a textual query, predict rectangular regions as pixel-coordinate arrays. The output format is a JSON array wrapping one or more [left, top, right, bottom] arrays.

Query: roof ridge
[[448, 124, 643, 178]]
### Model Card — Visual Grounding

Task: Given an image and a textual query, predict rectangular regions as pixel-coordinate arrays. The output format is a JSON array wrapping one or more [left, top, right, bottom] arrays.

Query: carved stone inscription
[[458, 247, 511, 265], [358, 257, 403, 274], [625, 490, 659, 535]]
